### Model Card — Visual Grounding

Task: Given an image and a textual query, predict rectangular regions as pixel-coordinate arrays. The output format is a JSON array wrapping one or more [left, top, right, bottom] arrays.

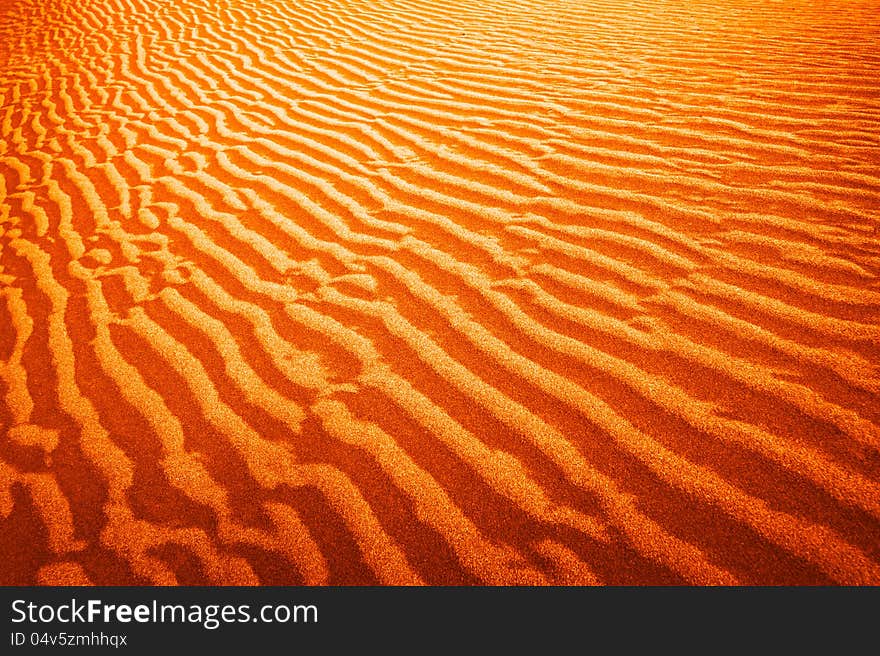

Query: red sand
[[1, 0, 879, 585]]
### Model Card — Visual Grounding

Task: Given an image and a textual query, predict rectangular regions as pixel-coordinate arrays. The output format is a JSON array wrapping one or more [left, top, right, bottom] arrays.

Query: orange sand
[[1, 0, 879, 585]]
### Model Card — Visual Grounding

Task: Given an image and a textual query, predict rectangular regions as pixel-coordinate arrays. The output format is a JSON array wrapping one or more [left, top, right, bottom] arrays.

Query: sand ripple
[[1, 0, 879, 584]]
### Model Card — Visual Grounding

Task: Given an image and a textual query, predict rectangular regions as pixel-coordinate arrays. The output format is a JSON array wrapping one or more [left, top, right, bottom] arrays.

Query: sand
[[1, 0, 879, 585]]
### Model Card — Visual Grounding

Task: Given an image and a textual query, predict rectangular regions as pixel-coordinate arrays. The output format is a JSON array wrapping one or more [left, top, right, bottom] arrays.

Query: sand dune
[[1, 0, 879, 585]]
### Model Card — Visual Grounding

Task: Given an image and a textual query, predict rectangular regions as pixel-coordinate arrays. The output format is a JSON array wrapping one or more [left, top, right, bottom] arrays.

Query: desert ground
[[1, 0, 879, 585]]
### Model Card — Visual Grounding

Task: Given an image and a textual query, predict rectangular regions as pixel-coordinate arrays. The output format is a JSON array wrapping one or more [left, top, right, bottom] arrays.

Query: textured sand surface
[[1, 0, 880, 585]]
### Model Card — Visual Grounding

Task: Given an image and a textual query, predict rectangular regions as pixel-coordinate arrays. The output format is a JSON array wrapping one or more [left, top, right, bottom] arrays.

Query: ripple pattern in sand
[[2, 0, 880, 585]]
